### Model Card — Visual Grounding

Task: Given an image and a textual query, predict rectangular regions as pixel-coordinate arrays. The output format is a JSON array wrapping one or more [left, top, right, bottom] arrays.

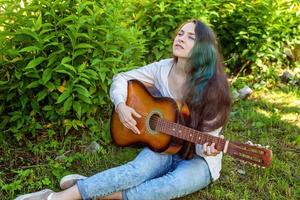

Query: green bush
[[0, 0, 146, 140], [211, 0, 300, 77], [125, 0, 299, 75], [0, 0, 299, 141], [123, 0, 226, 62]]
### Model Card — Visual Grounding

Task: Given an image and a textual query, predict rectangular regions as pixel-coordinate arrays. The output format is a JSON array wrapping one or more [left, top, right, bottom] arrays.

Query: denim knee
[[123, 156, 211, 200]]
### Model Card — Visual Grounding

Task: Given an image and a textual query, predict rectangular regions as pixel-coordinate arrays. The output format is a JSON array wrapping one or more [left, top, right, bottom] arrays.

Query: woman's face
[[172, 22, 196, 59]]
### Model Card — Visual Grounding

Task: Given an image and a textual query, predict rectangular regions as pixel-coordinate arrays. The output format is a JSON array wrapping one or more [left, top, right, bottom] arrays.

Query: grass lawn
[[1, 83, 299, 200]]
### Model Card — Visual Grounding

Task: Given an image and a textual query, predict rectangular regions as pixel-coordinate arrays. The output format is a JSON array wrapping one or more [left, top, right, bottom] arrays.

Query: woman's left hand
[[202, 135, 224, 156]]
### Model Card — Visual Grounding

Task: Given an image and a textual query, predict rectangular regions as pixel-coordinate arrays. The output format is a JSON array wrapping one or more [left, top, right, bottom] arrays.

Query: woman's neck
[[174, 58, 187, 76]]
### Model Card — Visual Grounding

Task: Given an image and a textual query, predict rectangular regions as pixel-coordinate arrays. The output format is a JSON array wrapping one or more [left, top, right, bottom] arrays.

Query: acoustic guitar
[[111, 80, 272, 167]]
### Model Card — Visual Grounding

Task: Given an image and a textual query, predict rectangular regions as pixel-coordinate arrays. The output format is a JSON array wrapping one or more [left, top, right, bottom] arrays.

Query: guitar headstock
[[226, 141, 272, 167]]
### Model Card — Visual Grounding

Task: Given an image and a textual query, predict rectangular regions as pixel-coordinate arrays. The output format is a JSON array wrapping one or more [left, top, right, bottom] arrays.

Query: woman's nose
[[178, 37, 184, 43]]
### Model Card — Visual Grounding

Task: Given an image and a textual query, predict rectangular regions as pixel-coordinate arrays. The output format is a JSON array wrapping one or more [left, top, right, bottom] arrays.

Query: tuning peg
[[245, 140, 253, 145], [245, 141, 271, 150]]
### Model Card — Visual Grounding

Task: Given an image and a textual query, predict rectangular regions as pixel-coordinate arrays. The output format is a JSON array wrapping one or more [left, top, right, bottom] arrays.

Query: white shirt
[[109, 58, 222, 181]]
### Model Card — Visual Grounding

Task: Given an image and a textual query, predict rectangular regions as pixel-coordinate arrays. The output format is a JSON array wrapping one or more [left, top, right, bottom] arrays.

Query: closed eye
[[177, 30, 195, 40]]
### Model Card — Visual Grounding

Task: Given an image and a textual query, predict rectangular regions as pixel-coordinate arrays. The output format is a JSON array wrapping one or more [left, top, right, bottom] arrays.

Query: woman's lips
[[175, 44, 184, 49]]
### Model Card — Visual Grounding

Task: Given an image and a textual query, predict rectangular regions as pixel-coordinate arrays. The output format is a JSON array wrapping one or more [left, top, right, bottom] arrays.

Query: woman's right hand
[[116, 102, 141, 134]]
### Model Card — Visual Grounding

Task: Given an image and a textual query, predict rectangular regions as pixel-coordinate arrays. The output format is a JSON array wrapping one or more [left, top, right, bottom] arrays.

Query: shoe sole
[[59, 174, 87, 190]]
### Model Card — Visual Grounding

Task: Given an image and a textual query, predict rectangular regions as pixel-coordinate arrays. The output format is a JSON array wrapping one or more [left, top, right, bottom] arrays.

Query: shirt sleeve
[[109, 61, 160, 107], [196, 127, 223, 157]]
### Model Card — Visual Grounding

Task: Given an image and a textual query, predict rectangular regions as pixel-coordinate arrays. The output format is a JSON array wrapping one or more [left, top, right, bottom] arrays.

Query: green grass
[[1, 83, 299, 200]]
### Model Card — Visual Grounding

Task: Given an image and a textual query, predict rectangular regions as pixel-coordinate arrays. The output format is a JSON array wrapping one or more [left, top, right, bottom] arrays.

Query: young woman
[[16, 19, 231, 200]]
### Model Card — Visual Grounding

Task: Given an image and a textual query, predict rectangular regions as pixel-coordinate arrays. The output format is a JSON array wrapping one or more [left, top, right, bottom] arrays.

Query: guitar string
[[123, 110, 219, 145], [126, 110, 217, 141], [117, 110, 267, 164], [135, 114, 266, 158]]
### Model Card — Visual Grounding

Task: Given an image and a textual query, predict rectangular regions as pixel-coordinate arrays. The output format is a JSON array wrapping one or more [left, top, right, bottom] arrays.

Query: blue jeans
[[77, 148, 212, 200]]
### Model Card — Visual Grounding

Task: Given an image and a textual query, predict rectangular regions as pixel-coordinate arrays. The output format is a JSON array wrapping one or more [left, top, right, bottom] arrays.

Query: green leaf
[[26, 81, 40, 89], [61, 57, 72, 64], [63, 97, 73, 113], [42, 105, 52, 111], [99, 71, 106, 82], [40, 28, 54, 35], [74, 43, 95, 49], [56, 89, 71, 104], [41, 178, 51, 186], [35, 14, 42, 31], [47, 53, 59, 67], [73, 49, 88, 60], [101, 121, 111, 143], [31, 99, 40, 112], [75, 84, 91, 97], [0, 117, 9, 129], [100, 83, 107, 93], [0, 80, 8, 85], [71, 119, 85, 130], [15, 70, 22, 79], [91, 58, 101, 66], [78, 77, 91, 85], [19, 46, 41, 53], [42, 34, 56, 43], [55, 69, 74, 78], [42, 68, 52, 84], [84, 69, 98, 79], [57, 15, 77, 26], [77, 93, 92, 104], [15, 30, 40, 42], [78, 63, 86, 73], [79, 73, 90, 79], [64, 119, 72, 135], [75, 33, 91, 40], [25, 57, 46, 70], [20, 95, 28, 108], [62, 63, 77, 73], [73, 101, 82, 119], [44, 42, 59, 49], [65, 28, 76, 48], [103, 57, 121, 63], [45, 82, 56, 91], [36, 89, 48, 102]]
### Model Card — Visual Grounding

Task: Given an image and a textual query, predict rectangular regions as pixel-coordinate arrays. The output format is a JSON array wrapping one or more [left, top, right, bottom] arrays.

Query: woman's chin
[[173, 52, 185, 58], [173, 55, 188, 60]]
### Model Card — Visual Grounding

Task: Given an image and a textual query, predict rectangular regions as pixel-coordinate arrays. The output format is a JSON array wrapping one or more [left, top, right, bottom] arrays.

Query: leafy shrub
[[123, 0, 214, 62], [0, 0, 146, 140], [211, 0, 300, 78], [0, 0, 299, 141], [125, 0, 299, 76]]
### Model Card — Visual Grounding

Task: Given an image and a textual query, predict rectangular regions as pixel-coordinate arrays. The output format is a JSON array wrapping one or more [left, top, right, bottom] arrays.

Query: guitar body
[[111, 80, 272, 167], [111, 80, 183, 153]]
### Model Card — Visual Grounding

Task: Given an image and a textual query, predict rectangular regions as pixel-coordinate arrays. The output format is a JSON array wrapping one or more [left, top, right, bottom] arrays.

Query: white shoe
[[59, 174, 87, 190], [15, 189, 54, 200]]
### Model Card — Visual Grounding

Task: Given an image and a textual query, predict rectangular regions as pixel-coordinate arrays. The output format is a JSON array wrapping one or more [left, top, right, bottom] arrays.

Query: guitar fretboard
[[154, 117, 226, 151]]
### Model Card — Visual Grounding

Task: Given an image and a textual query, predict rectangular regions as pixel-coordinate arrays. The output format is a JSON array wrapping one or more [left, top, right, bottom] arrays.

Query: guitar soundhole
[[149, 114, 160, 131]]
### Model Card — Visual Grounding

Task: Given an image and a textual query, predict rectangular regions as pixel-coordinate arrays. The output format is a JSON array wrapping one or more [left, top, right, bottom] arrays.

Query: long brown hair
[[174, 20, 231, 159]]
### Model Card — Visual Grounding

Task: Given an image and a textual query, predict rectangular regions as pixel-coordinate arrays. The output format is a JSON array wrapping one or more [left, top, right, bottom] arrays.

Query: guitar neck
[[155, 118, 226, 152], [112, 79, 272, 167]]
